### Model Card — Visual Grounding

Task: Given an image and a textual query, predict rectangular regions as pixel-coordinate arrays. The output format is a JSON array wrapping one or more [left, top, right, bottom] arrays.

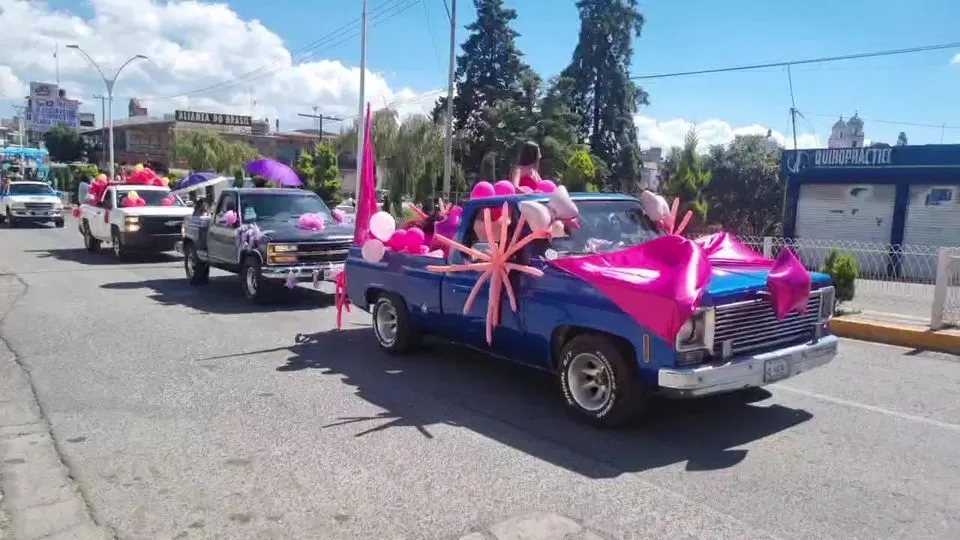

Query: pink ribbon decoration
[[766, 247, 812, 319], [334, 271, 350, 329], [426, 203, 548, 345]]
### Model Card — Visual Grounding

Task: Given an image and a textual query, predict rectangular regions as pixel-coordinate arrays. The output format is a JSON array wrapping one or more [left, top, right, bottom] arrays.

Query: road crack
[[0, 272, 117, 539]]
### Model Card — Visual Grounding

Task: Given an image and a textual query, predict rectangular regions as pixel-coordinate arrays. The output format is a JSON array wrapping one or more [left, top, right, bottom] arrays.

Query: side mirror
[[185, 200, 195, 207]]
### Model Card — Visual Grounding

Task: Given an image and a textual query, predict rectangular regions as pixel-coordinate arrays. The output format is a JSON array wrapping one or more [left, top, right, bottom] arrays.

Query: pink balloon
[[387, 229, 409, 251], [470, 181, 495, 199], [493, 180, 516, 196], [537, 180, 557, 193], [405, 227, 425, 249], [223, 210, 238, 226]]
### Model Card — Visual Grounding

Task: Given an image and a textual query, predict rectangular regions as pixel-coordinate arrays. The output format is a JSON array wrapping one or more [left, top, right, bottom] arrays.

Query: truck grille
[[296, 242, 351, 264], [713, 292, 822, 357], [25, 202, 54, 211], [139, 216, 183, 235]]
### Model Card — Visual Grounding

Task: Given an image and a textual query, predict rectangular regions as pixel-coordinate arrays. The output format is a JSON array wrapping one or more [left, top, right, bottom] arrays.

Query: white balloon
[[640, 190, 670, 221], [361, 238, 386, 263], [548, 185, 579, 220], [369, 211, 396, 242], [519, 201, 552, 231]]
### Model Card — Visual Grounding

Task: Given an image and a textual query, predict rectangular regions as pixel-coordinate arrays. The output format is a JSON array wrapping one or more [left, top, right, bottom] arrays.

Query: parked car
[[179, 188, 355, 302], [0, 181, 64, 228], [345, 193, 839, 427]]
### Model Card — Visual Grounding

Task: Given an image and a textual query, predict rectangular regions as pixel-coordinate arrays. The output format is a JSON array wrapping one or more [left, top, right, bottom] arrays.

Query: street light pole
[[355, 0, 368, 200], [443, 0, 456, 196], [66, 45, 147, 180]]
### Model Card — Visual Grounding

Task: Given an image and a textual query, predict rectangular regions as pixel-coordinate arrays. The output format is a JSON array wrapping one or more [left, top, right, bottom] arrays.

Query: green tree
[[703, 135, 782, 235], [660, 129, 711, 226], [562, 148, 597, 192], [559, 0, 647, 189], [313, 142, 341, 206], [170, 129, 256, 174], [43, 125, 86, 162], [433, 0, 530, 175], [295, 149, 316, 188]]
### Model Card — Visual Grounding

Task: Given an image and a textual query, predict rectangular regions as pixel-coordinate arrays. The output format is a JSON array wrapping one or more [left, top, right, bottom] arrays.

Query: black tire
[[6, 209, 17, 228], [240, 255, 272, 303], [54, 219, 64, 228], [371, 293, 421, 355], [558, 334, 647, 428], [110, 227, 125, 259], [83, 221, 101, 252], [184, 242, 210, 285]]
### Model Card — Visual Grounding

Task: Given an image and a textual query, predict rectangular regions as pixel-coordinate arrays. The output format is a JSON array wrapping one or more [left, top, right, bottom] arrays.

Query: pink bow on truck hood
[[547, 232, 813, 343]]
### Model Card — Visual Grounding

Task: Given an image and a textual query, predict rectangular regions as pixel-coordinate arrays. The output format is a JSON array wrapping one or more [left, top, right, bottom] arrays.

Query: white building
[[640, 147, 662, 190], [828, 114, 865, 148]]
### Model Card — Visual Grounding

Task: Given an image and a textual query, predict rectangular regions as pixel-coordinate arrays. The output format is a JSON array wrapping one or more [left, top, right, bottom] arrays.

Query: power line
[[802, 111, 960, 131], [143, 0, 419, 102], [631, 42, 960, 80]]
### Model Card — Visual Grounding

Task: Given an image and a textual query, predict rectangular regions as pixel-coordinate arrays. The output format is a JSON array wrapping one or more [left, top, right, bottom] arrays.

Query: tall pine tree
[[560, 0, 647, 190], [433, 0, 529, 177]]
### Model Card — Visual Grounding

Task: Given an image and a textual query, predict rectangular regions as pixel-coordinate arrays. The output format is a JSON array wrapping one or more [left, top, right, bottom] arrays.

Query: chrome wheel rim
[[375, 301, 398, 346], [245, 266, 258, 296], [567, 353, 613, 412], [185, 251, 195, 277], [113, 235, 121, 256]]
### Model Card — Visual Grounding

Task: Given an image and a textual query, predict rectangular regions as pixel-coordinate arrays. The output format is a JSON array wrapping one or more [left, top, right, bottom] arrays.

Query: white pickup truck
[[79, 184, 193, 258], [0, 181, 65, 228]]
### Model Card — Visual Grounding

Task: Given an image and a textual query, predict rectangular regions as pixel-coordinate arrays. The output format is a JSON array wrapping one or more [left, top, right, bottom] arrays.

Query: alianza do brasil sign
[[175, 110, 252, 127]]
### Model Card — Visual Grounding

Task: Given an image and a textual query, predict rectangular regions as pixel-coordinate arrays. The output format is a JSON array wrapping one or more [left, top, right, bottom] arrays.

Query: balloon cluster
[[121, 191, 146, 207], [468, 179, 558, 220], [125, 163, 169, 187], [331, 209, 348, 224], [297, 213, 325, 231], [639, 190, 692, 236], [360, 211, 443, 262], [87, 173, 110, 204], [223, 210, 238, 226]]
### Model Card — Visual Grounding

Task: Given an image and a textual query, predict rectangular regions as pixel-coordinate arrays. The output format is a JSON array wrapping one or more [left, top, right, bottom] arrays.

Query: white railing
[[727, 236, 960, 330]]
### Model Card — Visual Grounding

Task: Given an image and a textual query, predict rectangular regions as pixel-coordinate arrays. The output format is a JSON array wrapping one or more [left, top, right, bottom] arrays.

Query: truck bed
[[346, 248, 444, 324]]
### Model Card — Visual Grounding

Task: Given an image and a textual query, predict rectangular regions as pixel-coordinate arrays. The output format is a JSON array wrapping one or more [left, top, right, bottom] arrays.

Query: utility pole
[[11, 105, 26, 147], [92, 94, 107, 130], [787, 64, 799, 152], [55, 42, 60, 86], [298, 108, 343, 144], [355, 0, 368, 200], [442, 0, 456, 195]]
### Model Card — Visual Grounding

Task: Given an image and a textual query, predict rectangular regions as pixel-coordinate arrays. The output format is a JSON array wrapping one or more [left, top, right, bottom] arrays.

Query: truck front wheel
[[6, 209, 17, 228], [558, 334, 647, 428], [372, 293, 420, 355], [240, 256, 272, 303], [184, 243, 210, 285], [110, 227, 126, 259]]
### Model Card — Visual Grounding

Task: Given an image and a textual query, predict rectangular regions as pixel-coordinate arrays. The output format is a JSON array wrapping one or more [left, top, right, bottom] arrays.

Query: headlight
[[818, 286, 835, 320], [11, 202, 25, 210], [268, 243, 298, 253], [675, 308, 715, 351], [124, 216, 140, 232]]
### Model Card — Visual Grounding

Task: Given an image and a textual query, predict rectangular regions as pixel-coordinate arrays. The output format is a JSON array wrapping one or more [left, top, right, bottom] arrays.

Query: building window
[[851, 141, 858, 147]]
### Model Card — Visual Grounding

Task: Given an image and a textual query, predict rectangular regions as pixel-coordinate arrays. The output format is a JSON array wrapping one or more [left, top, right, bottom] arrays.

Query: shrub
[[820, 250, 857, 308]]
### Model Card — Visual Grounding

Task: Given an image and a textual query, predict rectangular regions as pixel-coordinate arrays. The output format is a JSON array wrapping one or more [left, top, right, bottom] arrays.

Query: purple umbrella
[[245, 158, 303, 187]]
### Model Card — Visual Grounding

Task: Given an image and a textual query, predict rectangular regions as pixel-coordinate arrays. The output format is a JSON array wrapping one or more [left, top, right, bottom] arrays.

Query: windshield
[[117, 189, 184, 207], [540, 199, 663, 256], [9, 183, 55, 196], [239, 192, 331, 222]]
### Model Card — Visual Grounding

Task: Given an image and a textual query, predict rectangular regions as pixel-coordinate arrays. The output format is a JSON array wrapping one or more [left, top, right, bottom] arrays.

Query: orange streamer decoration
[[426, 203, 548, 345]]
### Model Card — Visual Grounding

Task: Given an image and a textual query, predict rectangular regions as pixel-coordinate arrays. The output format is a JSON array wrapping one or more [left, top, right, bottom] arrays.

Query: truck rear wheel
[[111, 227, 126, 259], [372, 293, 421, 355], [82, 221, 101, 251], [558, 334, 647, 428], [184, 242, 210, 285]]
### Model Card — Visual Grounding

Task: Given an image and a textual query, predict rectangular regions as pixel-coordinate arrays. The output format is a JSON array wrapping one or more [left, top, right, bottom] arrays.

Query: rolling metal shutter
[[794, 183, 895, 273], [902, 185, 960, 280]]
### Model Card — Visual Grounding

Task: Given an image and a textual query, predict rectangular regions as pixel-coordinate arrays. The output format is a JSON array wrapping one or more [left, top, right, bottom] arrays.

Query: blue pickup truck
[[345, 193, 838, 427]]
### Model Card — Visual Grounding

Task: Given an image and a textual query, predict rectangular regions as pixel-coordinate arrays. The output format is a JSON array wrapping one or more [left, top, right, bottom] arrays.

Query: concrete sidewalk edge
[[830, 317, 960, 354]]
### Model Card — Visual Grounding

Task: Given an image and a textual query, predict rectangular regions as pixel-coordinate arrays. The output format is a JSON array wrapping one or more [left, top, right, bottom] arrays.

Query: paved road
[[1, 216, 959, 540]]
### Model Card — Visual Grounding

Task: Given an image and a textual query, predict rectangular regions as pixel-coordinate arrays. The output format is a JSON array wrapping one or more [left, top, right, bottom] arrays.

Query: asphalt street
[[1, 215, 959, 540]]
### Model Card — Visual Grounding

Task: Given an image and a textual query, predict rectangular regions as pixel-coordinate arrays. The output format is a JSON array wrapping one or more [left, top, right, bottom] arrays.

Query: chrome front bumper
[[657, 334, 839, 398], [261, 262, 344, 284]]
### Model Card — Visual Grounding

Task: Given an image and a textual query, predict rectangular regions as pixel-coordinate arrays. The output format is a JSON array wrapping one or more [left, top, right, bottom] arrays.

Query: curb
[[830, 317, 960, 354]]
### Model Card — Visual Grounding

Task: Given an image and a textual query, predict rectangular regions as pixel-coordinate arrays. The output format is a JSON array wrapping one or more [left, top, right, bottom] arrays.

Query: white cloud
[[953, 53, 960, 64], [0, 65, 26, 100], [634, 115, 823, 153], [0, 0, 440, 128]]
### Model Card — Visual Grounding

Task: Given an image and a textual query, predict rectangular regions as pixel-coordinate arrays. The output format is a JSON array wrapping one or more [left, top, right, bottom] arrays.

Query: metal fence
[[730, 236, 960, 328]]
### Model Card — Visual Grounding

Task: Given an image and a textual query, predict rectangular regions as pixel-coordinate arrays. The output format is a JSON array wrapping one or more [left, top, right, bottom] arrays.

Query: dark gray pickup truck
[[178, 188, 354, 302]]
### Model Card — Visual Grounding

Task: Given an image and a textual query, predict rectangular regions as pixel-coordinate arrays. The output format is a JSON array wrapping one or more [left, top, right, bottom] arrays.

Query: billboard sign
[[175, 110, 251, 127], [27, 81, 79, 134]]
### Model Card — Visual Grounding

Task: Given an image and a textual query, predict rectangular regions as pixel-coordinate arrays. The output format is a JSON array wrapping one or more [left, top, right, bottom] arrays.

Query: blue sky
[[23, 0, 960, 147]]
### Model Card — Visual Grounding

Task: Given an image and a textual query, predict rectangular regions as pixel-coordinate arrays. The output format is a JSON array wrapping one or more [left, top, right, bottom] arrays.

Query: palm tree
[[170, 129, 256, 175]]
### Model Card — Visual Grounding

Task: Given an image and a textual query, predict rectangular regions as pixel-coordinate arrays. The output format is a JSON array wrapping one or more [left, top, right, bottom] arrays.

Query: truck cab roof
[[459, 191, 637, 211], [221, 188, 316, 197]]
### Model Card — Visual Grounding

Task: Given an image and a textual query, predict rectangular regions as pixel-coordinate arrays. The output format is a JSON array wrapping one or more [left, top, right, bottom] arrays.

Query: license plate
[[763, 358, 791, 383]]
